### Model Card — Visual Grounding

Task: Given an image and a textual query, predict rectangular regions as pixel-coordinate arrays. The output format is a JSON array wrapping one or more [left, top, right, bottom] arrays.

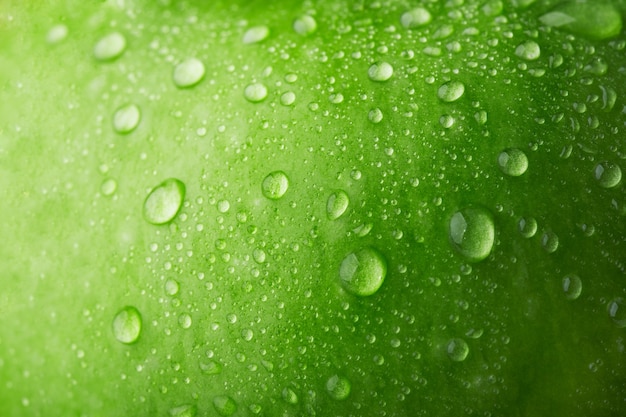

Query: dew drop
[[46, 24, 68, 44], [518, 217, 537, 238], [515, 40, 541, 61], [339, 247, 387, 296], [143, 178, 186, 225], [244, 83, 268, 103], [368, 108, 384, 124], [243, 26, 269, 44], [199, 359, 223, 375], [368, 61, 394, 82], [401, 8, 432, 29], [101, 178, 117, 196], [438, 80, 465, 103], [112, 306, 142, 344], [261, 171, 289, 200], [293, 15, 317, 36], [449, 207, 495, 262], [326, 375, 351, 400], [539, 2, 622, 40], [447, 338, 469, 362], [94, 32, 126, 61], [178, 313, 192, 329], [594, 161, 622, 188], [327, 190, 349, 220], [168, 404, 197, 417], [608, 298, 626, 328], [497, 148, 528, 176], [541, 230, 559, 253], [562, 274, 582, 300], [112, 103, 141, 134], [173, 58, 205, 88], [165, 279, 180, 296], [213, 396, 237, 417], [282, 388, 298, 404], [280, 91, 296, 106]]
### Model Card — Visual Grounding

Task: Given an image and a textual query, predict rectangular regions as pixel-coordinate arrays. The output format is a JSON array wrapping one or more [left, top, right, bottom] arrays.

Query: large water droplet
[[594, 161, 622, 188], [94, 32, 126, 61], [562, 274, 582, 300], [539, 2, 622, 40], [113, 104, 141, 134], [368, 61, 394, 82], [244, 83, 268, 103], [213, 395, 237, 416], [401, 8, 432, 29], [112, 306, 142, 344], [515, 40, 541, 61], [242, 26, 269, 44], [293, 15, 317, 36], [143, 178, 186, 225], [608, 298, 626, 327], [326, 375, 351, 400], [168, 404, 197, 417], [447, 338, 469, 362], [261, 171, 289, 200], [438, 80, 465, 103], [449, 207, 495, 262], [541, 230, 559, 253], [165, 279, 180, 296], [518, 216, 537, 238], [327, 190, 349, 220], [368, 108, 383, 124], [498, 148, 528, 176], [173, 58, 205, 88], [339, 247, 387, 296]]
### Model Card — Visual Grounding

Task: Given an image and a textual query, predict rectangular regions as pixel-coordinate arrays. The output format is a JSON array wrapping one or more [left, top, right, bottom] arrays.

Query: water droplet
[[112, 103, 141, 134], [261, 171, 289, 200], [438, 80, 465, 103], [173, 58, 205, 88], [165, 279, 180, 296], [94, 32, 126, 61], [440, 114, 455, 128], [327, 190, 349, 220], [241, 329, 254, 341], [101, 178, 117, 196], [199, 359, 223, 375], [282, 388, 298, 404], [143, 178, 186, 225], [253, 248, 266, 263], [539, 2, 622, 40], [368, 62, 394, 82], [244, 83, 268, 103], [168, 404, 197, 417], [515, 40, 541, 61], [608, 298, 626, 327], [326, 375, 351, 400], [213, 395, 237, 416], [541, 230, 559, 253], [280, 91, 296, 106], [594, 161, 622, 188], [46, 24, 68, 44], [447, 338, 469, 362], [562, 274, 582, 300], [497, 148, 528, 176], [112, 306, 142, 344], [178, 313, 192, 329], [518, 217, 537, 238], [242, 26, 269, 44], [368, 108, 383, 124], [449, 207, 495, 262], [401, 7, 432, 29], [293, 15, 317, 36], [339, 247, 387, 296]]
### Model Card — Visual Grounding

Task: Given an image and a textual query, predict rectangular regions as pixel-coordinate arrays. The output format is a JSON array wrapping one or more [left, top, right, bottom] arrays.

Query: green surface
[[1, 0, 626, 416]]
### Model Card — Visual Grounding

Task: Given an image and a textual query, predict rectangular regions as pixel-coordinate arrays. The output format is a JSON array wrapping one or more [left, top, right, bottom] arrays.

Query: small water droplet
[[199, 359, 223, 375], [293, 15, 317, 36], [438, 80, 465, 103], [243, 26, 269, 44], [94, 32, 126, 61], [447, 338, 469, 362], [401, 8, 432, 29], [244, 83, 268, 103], [280, 91, 296, 106], [339, 247, 387, 296], [261, 171, 289, 200], [213, 395, 237, 416], [112, 306, 142, 344], [497, 148, 528, 176], [143, 178, 186, 225], [368, 108, 383, 123], [173, 58, 205, 88], [562, 274, 582, 300], [101, 178, 117, 196], [608, 298, 626, 327], [449, 207, 495, 262], [594, 161, 622, 188], [515, 40, 541, 60], [282, 388, 298, 404], [368, 61, 394, 82], [178, 313, 192, 329], [518, 217, 538, 238], [112, 103, 141, 134], [327, 190, 349, 220], [46, 24, 68, 44], [541, 230, 559, 253], [165, 279, 180, 296], [326, 375, 351, 400], [168, 404, 197, 417]]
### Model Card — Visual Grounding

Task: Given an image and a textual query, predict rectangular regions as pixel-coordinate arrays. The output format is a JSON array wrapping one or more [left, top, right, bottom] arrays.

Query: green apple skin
[[1, 0, 626, 416]]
